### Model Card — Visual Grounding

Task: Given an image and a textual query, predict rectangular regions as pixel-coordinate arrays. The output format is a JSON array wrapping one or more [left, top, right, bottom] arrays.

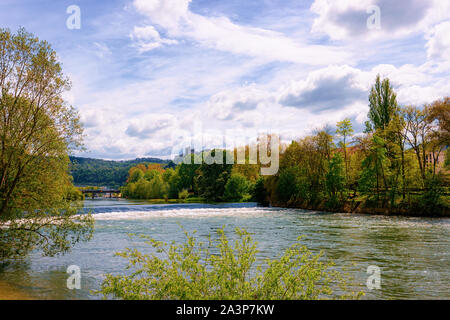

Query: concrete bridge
[[81, 189, 121, 199]]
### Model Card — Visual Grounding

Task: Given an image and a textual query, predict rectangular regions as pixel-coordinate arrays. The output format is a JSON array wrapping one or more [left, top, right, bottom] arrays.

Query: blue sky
[[2, 0, 449, 159]]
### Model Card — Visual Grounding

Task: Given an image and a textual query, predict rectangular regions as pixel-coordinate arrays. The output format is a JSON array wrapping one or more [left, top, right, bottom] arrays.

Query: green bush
[[195, 150, 233, 201], [148, 175, 167, 199], [325, 153, 346, 198], [64, 185, 84, 201], [144, 169, 159, 181], [129, 168, 144, 183], [178, 189, 189, 200], [251, 177, 268, 205], [419, 175, 446, 215], [276, 167, 300, 203], [98, 227, 363, 300], [224, 173, 249, 202]]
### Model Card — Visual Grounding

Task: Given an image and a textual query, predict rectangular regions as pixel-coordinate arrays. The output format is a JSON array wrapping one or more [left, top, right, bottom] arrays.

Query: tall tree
[[0, 28, 93, 259], [368, 75, 398, 131], [178, 161, 200, 193], [427, 97, 450, 146], [325, 153, 346, 199], [358, 135, 391, 202], [385, 112, 407, 199], [195, 150, 232, 201], [336, 118, 354, 179], [402, 106, 430, 184], [426, 97, 450, 175]]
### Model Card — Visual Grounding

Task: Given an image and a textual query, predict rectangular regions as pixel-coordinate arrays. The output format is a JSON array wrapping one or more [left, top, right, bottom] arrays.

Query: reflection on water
[[0, 199, 449, 300]]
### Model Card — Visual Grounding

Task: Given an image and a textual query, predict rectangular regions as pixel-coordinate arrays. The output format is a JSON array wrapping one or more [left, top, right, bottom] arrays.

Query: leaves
[[0, 28, 93, 259], [97, 227, 363, 300], [368, 75, 398, 131]]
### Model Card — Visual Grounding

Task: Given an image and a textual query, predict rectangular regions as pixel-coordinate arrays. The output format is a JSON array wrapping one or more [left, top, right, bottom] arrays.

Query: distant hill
[[69, 156, 172, 188]]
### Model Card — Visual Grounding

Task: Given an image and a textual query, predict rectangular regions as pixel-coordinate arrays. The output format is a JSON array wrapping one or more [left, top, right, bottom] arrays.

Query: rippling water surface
[[1, 199, 449, 299]]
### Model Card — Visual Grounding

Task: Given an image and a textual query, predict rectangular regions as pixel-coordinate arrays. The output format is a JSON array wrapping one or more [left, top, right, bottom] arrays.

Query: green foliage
[[252, 177, 268, 205], [98, 227, 362, 300], [358, 135, 391, 200], [336, 119, 354, 135], [178, 189, 189, 200], [196, 150, 233, 202], [224, 174, 249, 202], [64, 184, 85, 201], [129, 169, 145, 183], [168, 172, 182, 199], [144, 170, 159, 181], [148, 174, 167, 199], [121, 151, 253, 202], [326, 153, 346, 198], [267, 88, 448, 215], [368, 75, 398, 131], [162, 168, 175, 183], [276, 167, 300, 203], [418, 175, 446, 215], [336, 118, 354, 179], [357, 159, 377, 196], [0, 28, 94, 259], [177, 158, 201, 192], [122, 170, 169, 200]]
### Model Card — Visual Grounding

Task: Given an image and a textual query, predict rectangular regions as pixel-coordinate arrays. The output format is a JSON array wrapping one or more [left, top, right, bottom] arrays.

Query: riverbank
[[0, 280, 32, 300], [270, 199, 450, 217]]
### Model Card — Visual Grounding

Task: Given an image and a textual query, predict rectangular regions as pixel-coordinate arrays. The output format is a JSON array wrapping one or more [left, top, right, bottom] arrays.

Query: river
[[0, 199, 449, 299]]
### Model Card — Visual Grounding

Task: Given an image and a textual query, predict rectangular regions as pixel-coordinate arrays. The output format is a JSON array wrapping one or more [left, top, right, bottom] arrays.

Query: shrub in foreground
[[98, 228, 363, 300]]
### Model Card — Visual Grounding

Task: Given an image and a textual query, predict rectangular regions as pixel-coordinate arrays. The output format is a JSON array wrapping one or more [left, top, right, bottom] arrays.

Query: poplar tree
[[368, 75, 398, 131]]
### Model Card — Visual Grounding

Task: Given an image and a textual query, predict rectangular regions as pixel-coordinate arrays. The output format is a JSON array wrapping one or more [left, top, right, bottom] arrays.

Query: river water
[[0, 199, 449, 299]]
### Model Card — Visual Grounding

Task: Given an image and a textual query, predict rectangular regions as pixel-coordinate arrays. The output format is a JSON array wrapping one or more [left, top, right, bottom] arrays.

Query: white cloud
[[426, 21, 450, 62], [310, 0, 450, 41], [276, 63, 449, 112], [277, 65, 369, 111], [207, 86, 270, 120], [93, 42, 112, 58], [132, 0, 351, 65], [69, 50, 265, 159], [133, 0, 190, 32], [125, 113, 177, 138], [396, 81, 450, 106], [130, 25, 178, 52]]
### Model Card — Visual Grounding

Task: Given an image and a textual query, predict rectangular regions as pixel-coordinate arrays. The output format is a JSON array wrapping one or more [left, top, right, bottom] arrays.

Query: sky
[[1, 0, 449, 160]]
